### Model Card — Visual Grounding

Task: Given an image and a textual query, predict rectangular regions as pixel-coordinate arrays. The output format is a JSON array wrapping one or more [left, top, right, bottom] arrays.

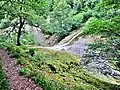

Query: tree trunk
[[17, 16, 25, 46]]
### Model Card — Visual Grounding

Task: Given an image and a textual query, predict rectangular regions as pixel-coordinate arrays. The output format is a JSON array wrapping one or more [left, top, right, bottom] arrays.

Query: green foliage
[[21, 31, 35, 45], [93, 8, 120, 20], [0, 0, 119, 44], [20, 67, 31, 75], [72, 12, 84, 29], [93, 0, 120, 19], [0, 0, 120, 89], [38, 0, 102, 37], [0, 0, 49, 45], [28, 48, 35, 56], [40, 2, 73, 36], [0, 18, 10, 29], [82, 17, 120, 36], [0, 28, 35, 45], [2, 0, 119, 44], [95, 0, 120, 11], [6, 44, 28, 58], [0, 63, 9, 90], [81, 0, 120, 70], [111, 16, 120, 23], [17, 56, 29, 65], [30, 71, 68, 90]]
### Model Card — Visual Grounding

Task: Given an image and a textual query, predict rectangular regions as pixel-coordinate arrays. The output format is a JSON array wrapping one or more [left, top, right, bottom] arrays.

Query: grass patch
[[2, 44, 120, 90]]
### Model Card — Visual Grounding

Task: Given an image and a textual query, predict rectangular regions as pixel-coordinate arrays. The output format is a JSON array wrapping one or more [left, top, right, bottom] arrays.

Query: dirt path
[[0, 49, 43, 90]]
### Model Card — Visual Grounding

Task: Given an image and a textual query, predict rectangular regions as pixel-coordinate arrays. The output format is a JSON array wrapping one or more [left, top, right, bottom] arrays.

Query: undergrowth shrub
[[72, 12, 84, 29], [0, 63, 9, 90], [82, 17, 120, 36], [39, 2, 73, 37], [6, 44, 28, 58], [21, 32, 35, 45], [93, 0, 120, 19], [111, 16, 120, 23], [0, 29, 35, 45], [0, 18, 10, 29], [95, 0, 120, 11], [44, 17, 73, 36]]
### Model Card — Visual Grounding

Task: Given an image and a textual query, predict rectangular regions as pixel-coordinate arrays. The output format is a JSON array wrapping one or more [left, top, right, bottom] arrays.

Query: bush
[[40, 3, 73, 37], [0, 64, 9, 90], [92, 8, 120, 20], [95, 0, 120, 11], [44, 17, 73, 36], [21, 32, 35, 45], [0, 18, 10, 29], [111, 16, 120, 23], [0, 28, 35, 45], [82, 17, 120, 36], [20, 67, 31, 75], [72, 12, 84, 29], [92, 0, 120, 20]]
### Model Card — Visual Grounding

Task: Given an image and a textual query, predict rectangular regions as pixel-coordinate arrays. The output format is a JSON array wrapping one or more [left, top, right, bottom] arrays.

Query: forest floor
[[0, 49, 43, 90]]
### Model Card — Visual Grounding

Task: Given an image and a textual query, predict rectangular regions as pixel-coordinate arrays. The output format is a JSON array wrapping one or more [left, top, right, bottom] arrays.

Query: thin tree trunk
[[17, 16, 25, 46]]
